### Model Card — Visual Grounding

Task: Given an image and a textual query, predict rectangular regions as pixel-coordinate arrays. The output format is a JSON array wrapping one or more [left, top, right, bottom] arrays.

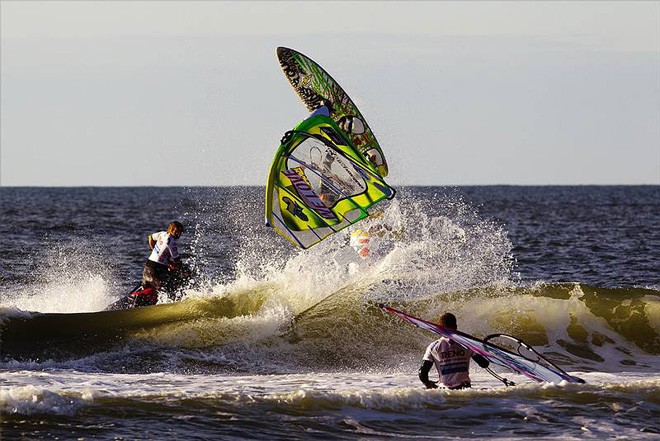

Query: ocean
[[1, 186, 658, 440]]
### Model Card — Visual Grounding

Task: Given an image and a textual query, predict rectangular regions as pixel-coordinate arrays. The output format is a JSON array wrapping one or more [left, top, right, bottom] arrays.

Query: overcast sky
[[1, 1, 658, 186]]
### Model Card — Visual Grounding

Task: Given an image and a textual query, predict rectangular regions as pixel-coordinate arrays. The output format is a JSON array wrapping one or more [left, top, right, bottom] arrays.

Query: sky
[[1, 1, 658, 186]]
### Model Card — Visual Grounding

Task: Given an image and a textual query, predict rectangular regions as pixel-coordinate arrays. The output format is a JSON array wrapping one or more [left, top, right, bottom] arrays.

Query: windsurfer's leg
[[310, 105, 331, 118], [142, 260, 167, 290], [310, 98, 333, 118]]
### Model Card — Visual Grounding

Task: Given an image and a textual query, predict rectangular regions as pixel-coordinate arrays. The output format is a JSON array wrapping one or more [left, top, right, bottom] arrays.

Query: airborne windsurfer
[[418, 312, 490, 390], [266, 59, 396, 249]]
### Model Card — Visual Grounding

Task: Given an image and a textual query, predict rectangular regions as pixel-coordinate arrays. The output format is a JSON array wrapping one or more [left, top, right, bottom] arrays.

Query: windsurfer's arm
[[472, 354, 489, 369], [148, 234, 156, 250], [418, 360, 438, 389], [167, 242, 182, 271]]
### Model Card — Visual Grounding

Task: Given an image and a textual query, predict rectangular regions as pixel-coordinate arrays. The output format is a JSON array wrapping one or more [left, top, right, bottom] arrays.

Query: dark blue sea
[[1, 186, 658, 439]]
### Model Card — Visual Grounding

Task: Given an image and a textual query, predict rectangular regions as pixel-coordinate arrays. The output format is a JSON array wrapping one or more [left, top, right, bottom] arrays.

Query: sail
[[277, 46, 389, 177], [265, 115, 395, 249], [380, 304, 585, 384]]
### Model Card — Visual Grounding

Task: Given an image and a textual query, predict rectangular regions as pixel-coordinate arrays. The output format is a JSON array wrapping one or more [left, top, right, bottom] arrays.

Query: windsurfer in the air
[[348, 211, 403, 269], [419, 312, 490, 390], [141, 221, 185, 300], [350, 212, 387, 258]]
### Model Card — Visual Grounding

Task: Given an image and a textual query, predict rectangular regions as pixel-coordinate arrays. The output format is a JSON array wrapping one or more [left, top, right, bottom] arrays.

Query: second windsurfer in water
[[106, 221, 187, 310], [418, 312, 490, 390], [142, 221, 184, 296]]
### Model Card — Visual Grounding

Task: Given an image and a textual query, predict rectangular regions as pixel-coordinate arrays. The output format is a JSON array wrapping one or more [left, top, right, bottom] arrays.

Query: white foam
[[0, 384, 93, 416], [3, 369, 657, 417], [1, 273, 112, 313]]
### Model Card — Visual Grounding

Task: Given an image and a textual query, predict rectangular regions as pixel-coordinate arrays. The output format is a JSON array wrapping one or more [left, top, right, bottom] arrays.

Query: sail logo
[[282, 168, 336, 220]]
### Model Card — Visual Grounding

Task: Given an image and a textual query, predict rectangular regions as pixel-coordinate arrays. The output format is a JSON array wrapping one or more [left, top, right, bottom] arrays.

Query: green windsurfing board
[[277, 47, 389, 178]]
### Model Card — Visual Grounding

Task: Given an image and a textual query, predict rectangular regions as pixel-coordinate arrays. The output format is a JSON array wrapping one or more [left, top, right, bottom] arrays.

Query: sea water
[[1, 186, 658, 439]]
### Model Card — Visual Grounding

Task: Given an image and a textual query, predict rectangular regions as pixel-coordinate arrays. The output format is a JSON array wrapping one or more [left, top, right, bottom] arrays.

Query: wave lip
[[1, 282, 658, 375]]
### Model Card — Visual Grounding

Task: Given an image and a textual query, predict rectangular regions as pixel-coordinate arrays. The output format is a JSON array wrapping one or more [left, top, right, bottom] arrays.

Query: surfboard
[[277, 47, 389, 177]]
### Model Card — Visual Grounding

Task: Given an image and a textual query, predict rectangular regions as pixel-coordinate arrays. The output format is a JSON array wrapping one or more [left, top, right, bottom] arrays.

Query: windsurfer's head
[[439, 312, 458, 330], [168, 221, 184, 239]]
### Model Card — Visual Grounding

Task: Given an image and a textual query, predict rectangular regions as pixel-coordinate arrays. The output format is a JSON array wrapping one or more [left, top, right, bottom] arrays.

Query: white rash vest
[[423, 337, 475, 388], [148, 231, 180, 265]]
